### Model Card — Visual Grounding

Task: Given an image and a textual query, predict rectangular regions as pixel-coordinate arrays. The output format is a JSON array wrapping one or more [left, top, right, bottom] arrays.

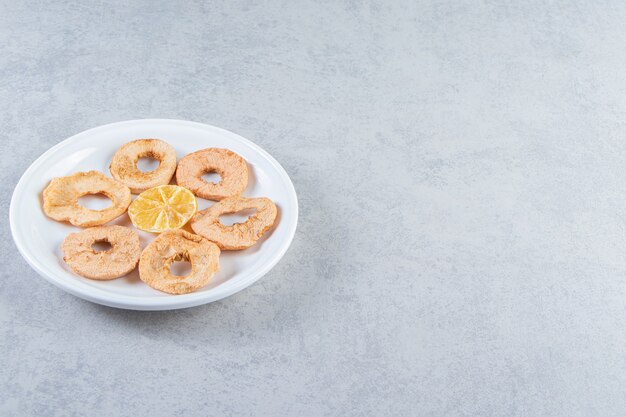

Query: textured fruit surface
[[128, 185, 197, 233]]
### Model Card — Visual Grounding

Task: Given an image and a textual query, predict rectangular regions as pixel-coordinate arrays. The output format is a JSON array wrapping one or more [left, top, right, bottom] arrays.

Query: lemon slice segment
[[128, 185, 197, 233]]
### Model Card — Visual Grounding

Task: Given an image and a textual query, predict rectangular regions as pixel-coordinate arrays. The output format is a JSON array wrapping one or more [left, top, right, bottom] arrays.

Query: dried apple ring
[[62, 226, 141, 280], [139, 230, 220, 295], [175, 148, 248, 200], [109, 139, 177, 193], [43, 171, 131, 227], [190, 196, 277, 250]]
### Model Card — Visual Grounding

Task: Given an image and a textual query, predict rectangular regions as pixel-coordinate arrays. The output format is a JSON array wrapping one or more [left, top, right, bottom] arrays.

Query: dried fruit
[[139, 229, 220, 294], [128, 185, 197, 233], [191, 196, 277, 250], [62, 225, 141, 280], [175, 148, 248, 200], [43, 171, 131, 227], [109, 138, 177, 194]]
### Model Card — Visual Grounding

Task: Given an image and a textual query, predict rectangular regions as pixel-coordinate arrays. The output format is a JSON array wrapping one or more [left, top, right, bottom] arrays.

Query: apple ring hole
[[91, 239, 113, 253], [201, 171, 222, 185], [219, 208, 258, 226], [78, 193, 113, 210], [136, 155, 161, 173], [169, 253, 192, 277]]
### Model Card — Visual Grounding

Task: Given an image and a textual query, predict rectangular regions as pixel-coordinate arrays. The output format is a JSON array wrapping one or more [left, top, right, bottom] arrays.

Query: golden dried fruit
[[139, 229, 220, 295], [62, 225, 141, 280], [42, 171, 131, 227], [191, 196, 277, 250], [128, 185, 197, 233], [175, 148, 248, 200], [109, 139, 177, 194]]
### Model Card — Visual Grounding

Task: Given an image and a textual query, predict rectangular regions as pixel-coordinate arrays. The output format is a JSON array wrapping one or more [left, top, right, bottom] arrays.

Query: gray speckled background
[[1, 1, 625, 416]]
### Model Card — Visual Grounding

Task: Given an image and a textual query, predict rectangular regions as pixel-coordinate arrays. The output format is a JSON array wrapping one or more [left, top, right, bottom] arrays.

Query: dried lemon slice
[[128, 185, 197, 233]]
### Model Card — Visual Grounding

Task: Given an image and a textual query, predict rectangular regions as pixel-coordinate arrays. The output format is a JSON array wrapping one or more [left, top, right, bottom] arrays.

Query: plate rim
[[9, 118, 298, 310]]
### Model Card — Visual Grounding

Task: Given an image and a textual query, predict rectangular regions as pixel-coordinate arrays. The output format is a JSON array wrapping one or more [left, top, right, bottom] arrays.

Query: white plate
[[10, 119, 298, 310]]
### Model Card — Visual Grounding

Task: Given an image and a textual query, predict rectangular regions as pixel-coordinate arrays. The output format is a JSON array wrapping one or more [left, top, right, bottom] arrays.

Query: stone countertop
[[1, 1, 625, 416]]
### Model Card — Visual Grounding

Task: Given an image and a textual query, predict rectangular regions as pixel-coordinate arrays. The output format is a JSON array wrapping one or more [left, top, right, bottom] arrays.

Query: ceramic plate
[[10, 119, 298, 310]]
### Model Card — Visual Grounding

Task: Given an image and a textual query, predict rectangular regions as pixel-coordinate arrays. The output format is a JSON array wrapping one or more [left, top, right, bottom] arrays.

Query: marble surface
[[2, 1, 625, 416]]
